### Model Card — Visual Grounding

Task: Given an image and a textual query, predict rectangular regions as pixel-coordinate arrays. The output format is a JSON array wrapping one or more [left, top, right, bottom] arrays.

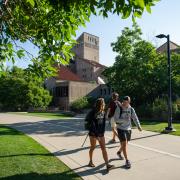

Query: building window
[[55, 86, 68, 97], [104, 89, 106, 95], [83, 74, 87, 78], [95, 39, 97, 45]]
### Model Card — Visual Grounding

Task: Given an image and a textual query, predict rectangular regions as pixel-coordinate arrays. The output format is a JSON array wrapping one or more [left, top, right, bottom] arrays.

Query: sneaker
[[125, 160, 131, 169], [106, 164, 115, 173], [88, 161, 95, 167], [117, 151, 124, 160], [109, 139, 116, 143]]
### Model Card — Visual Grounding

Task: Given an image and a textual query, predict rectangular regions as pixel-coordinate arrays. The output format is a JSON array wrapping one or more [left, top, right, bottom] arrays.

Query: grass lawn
[[9, 112, 73, 119], [140, 120, 180, 136], [0, 126, 81, 180]]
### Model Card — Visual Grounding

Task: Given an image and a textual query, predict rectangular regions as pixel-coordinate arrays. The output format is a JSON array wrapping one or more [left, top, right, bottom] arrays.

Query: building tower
[[72, 32, 99, 63]]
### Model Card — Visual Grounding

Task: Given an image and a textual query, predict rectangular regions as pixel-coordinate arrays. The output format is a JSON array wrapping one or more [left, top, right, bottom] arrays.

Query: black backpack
[[84, 110, 94, 130], [119, 106, 133, 119]]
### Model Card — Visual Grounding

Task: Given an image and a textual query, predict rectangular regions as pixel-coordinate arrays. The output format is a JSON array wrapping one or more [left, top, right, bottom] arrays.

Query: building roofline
[[55, 65, 85, 82], [82, 32, 99, 38], [76, 32, 99, 40], [157, 41, 180, 51], [56, 79, 98, 85], [76, 57, 107, 68]]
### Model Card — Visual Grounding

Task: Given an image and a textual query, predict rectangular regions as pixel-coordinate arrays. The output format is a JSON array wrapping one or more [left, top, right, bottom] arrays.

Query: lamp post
[[156, 34, 176, 132]]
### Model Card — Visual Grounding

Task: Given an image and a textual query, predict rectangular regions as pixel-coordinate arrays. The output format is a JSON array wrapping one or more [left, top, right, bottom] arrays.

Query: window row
[[87, 36, 98, 45]]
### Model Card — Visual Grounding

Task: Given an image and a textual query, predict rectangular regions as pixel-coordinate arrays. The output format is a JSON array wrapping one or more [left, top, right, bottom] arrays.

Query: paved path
[[0, 113, 180, 180]]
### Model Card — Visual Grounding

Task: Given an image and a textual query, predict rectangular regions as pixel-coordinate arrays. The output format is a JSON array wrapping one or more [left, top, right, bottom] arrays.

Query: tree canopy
[[103, 23, 180, 106], [0, 66, 52, 111], [0, 0, 159, 77]]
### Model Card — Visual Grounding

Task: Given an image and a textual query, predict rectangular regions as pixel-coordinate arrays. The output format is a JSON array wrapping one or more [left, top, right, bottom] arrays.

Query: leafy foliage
[[0, 66, 52, 111], [70, 96, 90, 112], [103, 23, 180, 106], [0, 0, 159, 76]]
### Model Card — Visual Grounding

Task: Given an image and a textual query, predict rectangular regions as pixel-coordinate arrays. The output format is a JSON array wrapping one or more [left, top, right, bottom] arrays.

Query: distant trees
[[103, 24, 180, 119], [0, 67, 52, 111]]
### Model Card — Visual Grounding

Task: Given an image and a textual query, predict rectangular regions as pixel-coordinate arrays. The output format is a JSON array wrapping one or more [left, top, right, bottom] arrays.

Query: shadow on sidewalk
[[5, 119, 87, 137], [106, 133, 163, 149], [53, 146, 90, 156], [131, 133, 162, 141], [5, 118, 113, 138], [71, 158, 129, 177]]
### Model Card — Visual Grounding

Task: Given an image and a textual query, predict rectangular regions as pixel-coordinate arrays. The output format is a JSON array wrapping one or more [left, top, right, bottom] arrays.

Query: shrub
[[70, 97, 90, 112], [152, 98, 168, 120], [173, 99, 180, 121], [136, 98, 180, 121], [136, 104, 153, 118]]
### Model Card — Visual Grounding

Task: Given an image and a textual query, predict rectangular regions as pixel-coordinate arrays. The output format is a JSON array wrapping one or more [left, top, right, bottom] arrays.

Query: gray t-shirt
[[114, 105, 141, 130]]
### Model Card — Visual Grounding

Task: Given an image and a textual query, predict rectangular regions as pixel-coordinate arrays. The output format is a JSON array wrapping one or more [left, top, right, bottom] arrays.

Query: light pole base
[[163, 127, 176, 133]]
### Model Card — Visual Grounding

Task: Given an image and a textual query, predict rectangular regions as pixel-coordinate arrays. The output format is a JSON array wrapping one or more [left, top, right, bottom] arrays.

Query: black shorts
[[89, 131, 104, 137], [117, 129, 132, 142]]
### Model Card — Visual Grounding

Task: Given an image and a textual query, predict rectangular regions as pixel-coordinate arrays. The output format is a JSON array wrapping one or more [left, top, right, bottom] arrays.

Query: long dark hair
[[95, 98, 105, 113]]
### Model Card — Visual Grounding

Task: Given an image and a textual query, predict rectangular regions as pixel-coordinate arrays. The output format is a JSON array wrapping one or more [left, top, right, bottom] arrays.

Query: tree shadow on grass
[[0, 152, 54, 158], [0, 126, 24, 136], [0, 171, 81, 180]]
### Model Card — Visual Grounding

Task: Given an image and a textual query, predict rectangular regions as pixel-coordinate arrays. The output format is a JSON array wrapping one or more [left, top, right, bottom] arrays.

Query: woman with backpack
[[85, 98, 114, 172]]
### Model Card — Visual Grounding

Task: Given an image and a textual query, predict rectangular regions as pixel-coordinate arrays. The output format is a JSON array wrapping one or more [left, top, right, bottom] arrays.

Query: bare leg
[[112, 128, 118, 140], [121, 140, 128, 160], [89, 136, 96, 165], [98, 136, 115, 172], [118, 141, 123, 153], [97, 136, 109, 165]]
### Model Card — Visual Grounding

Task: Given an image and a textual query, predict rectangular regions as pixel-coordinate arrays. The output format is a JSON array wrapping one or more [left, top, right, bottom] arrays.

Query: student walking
[[114, 96, 142, 168], [106, 92, 121, 143], [85, 98, 114, 172]]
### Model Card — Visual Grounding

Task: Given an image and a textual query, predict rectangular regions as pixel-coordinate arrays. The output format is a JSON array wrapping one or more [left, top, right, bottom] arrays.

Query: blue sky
[[12, 0, 180, 68]]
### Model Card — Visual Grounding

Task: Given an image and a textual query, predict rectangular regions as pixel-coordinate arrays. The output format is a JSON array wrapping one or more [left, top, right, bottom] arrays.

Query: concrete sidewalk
[[0, 113, 180, 180]]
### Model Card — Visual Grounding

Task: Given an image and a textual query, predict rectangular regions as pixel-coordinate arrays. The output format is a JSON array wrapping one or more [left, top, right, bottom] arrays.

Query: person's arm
[[115, 100, 122, 107], [131, 108, 142, 131], [106, 108, 110, 120]]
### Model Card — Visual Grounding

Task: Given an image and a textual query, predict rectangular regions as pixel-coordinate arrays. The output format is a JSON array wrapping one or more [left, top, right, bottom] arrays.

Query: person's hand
[[138, 127, 142, 132], [115, 100, 122, 107]]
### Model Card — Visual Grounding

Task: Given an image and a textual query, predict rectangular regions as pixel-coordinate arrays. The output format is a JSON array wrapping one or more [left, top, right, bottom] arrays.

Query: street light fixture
[[156, 34, 176, 132]]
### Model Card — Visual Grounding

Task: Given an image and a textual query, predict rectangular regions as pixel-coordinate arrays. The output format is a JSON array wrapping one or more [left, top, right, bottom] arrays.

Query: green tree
[[0, 0, 159, 77], [103, 24, 180, 106], [0, 66, 52, 111], [171, 53, 180, 98]]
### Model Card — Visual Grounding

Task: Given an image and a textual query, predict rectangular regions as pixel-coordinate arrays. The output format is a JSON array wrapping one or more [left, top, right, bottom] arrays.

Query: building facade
[[157, 41, 180, 53], [46, 32, 112, 110], [72, 32, 99, 63]]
